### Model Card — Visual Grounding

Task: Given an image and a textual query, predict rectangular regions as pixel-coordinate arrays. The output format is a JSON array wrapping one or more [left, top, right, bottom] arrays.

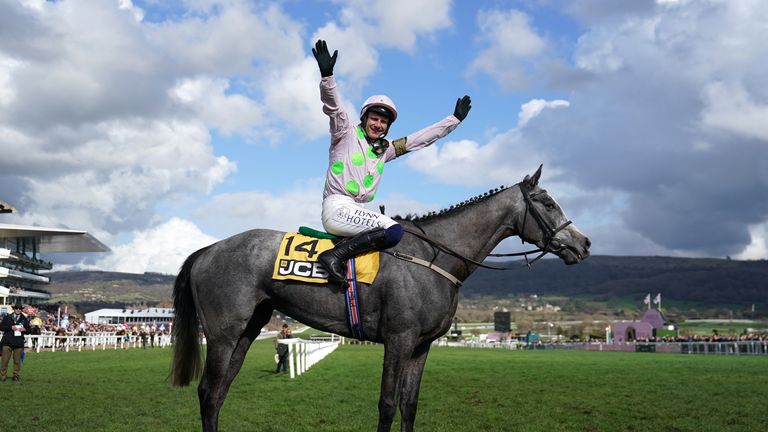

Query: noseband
[[491, 181, 573, 267]]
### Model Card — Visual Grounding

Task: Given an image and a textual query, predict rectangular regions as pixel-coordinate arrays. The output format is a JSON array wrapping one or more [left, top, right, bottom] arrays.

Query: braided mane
[[394, 185, 510, 222]]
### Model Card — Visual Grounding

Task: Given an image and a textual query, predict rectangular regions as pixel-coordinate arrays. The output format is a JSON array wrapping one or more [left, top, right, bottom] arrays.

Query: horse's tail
[[170, 245, 211, 387]]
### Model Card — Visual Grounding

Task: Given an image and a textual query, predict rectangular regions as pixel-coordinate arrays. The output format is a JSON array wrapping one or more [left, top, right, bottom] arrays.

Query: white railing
[[434, 339, 524, 350], [279, 337, 340, 379], [8, 332, 173, 352]]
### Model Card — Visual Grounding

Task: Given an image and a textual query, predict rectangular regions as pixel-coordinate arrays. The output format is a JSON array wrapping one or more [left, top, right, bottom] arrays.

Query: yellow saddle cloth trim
[[272, 232, 380, 284]]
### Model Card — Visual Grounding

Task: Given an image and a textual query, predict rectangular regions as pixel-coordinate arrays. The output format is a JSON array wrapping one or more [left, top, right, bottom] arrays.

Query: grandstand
[[84, 307, 174, 326], [0, 199, 110, 309]]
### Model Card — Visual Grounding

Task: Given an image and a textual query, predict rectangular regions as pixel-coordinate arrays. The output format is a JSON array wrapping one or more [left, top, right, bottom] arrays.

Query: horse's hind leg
[[399, 342, 432, 432], [199, 301, 273, 432]]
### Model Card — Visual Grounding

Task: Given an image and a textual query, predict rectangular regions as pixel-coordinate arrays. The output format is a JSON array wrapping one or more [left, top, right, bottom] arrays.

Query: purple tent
[[612, 309, 667, 342]]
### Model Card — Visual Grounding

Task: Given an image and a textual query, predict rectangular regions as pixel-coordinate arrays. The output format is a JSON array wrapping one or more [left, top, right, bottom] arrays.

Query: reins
[[399, 227, 516, 271], [386, 182, 573, 285]]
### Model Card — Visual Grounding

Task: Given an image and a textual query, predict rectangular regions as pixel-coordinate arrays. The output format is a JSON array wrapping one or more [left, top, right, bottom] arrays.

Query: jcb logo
[[277, 260, 329, 279]]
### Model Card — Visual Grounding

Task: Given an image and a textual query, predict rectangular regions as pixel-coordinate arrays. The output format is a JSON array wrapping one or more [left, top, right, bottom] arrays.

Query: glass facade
[[0, 236, 53, 302]]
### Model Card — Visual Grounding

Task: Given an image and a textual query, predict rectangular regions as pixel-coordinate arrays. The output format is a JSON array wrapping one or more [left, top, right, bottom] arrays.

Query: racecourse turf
[[3, 340, 767, 432]]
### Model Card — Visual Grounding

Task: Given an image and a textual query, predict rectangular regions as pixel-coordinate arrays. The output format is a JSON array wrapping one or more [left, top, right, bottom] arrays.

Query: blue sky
[[1, 0, 767, 273]]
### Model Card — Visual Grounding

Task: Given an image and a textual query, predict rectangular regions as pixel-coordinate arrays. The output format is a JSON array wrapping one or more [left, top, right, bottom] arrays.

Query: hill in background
[[46, 271, 175, 308], [464, 255, 767, 306], [44, 256, 768, 319]]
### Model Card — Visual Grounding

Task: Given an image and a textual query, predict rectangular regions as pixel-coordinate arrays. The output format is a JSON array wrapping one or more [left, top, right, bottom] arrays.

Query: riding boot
[[318, 228, 391, 283]]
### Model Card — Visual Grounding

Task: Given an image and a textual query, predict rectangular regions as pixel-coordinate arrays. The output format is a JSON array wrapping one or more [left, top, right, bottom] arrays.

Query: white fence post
[[277, 337, 340, 380]]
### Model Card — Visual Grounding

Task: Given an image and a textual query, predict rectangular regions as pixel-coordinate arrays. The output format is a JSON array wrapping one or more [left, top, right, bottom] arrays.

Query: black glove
[[312, 39, 338, 78], [453, 95, 472, 122]]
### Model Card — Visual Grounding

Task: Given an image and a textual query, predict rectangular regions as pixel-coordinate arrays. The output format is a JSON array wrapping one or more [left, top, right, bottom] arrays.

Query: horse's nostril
[[585, 237, 592, 248]]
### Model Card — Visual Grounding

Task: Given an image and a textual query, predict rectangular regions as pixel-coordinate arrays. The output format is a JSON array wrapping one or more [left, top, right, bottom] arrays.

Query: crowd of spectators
[[24, 304, 118, 334], [634, 333, 768, 343], [6, 304, 172, 349], [443, 330, 768, 347]]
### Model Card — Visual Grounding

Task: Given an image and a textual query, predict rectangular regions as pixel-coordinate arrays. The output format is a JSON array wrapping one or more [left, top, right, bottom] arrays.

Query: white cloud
[[117, 0, 144, 21], [150, 2, 306, 75], [338, 0, 453, 52], [193, 181, 324, 238], [736, 223, 768, 260], [93, 218, 218, 274], [19, 0, 45, 11], [171, 77, 264, 135], [700, 81, 768, 142], [525, 0, 768, 257], [404, 98, 566, 186], [518, 99, 569, 127], [2, 117, 235, 239], [468, 9, 547, 89], [404, 133, 550, 187], [311, 0, 452, 93], [0, 56, 21, 107], [262, 58, 330, 140], [0, 1, 303, 249], [574, 36, 624, 73]]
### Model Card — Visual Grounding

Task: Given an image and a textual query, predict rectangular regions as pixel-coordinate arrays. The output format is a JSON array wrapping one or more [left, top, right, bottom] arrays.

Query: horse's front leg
[[378, 334, 418, 432], [398, 341, 432, 432]]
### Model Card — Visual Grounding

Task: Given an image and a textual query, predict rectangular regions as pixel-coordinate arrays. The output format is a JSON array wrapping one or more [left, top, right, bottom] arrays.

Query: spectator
[[150, 324, 157, 348], [275, 324, 293, 373], [55, 326, 67, 349], [28, 315, 43, 349], [78, 321, 87, 336], [140, 324, 148, 349], [1, 302, 31, 383]]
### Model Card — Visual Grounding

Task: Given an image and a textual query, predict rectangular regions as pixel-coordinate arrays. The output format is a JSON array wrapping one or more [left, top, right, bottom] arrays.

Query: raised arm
[[314, 40, 350, 141], [386, 95, 472, 160]]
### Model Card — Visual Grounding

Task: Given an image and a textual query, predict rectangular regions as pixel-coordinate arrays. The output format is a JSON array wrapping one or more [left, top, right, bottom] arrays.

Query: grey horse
[[170, 165, 590, 431]]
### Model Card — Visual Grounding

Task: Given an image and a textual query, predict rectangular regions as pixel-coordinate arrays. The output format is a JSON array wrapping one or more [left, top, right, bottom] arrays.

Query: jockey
[[312, 39, 472, 282]]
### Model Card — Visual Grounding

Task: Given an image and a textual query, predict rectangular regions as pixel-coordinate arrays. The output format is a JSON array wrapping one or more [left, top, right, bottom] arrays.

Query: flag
[[653, 293, 661, 304], [643, 294, 651, 305]]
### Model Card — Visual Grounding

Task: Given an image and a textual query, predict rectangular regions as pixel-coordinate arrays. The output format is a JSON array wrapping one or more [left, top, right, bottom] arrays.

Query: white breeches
[[321, 194, 398, 237]]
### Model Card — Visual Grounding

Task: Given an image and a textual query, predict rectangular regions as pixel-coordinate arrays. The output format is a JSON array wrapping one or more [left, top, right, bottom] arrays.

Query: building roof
[[641, 309, 667, 328], [0, 200, 15, 214], [85, 308, 174, 318], [0, 223, 110, 253]]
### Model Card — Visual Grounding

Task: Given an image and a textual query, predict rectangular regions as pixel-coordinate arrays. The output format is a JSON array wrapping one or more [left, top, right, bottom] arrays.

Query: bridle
[[488, 180, 572, 268], [395, 181, 572, 273]]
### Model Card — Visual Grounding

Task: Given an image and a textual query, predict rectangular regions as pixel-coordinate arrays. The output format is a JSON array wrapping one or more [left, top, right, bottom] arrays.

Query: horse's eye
[[545, 202, 556, 210]]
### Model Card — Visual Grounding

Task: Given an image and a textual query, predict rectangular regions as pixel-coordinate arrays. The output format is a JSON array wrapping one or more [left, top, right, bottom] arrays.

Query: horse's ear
[[525, 164, 543, 188]]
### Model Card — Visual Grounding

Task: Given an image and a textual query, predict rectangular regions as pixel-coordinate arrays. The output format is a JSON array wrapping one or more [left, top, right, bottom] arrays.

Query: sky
[[1, 0, 767, 274]]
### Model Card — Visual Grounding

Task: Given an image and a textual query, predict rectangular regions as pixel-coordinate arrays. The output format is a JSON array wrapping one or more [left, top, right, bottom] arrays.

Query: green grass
[[679, 320, 768, 335], [3, 341, 767, 431]]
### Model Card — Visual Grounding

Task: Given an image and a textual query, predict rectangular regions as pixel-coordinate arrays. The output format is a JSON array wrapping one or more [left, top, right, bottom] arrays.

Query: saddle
[[271, 227, 380, 284]]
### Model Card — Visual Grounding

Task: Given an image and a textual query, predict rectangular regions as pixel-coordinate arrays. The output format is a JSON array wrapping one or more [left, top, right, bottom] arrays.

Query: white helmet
[[360, 95, 398, 124]]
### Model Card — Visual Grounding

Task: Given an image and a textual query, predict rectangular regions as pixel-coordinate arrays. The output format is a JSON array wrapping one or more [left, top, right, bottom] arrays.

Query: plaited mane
[[394, 186, 509, 222]]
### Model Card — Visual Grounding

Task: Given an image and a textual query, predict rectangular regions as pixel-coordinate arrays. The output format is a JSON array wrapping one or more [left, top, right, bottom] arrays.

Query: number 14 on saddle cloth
[[271, 232, 380, 284]]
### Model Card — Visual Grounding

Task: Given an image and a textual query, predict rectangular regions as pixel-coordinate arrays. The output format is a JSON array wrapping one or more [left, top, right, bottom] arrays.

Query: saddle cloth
[[272, 232, 380, 284]]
